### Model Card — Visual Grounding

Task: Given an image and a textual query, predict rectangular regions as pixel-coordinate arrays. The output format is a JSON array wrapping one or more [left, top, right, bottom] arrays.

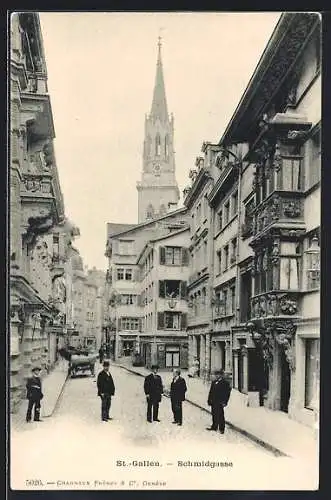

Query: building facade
[[137, 228, 190, 369], [136, 39, 180, 223], [9, 13, 78, 410], [182, 12, 321, 428], [104, 209, 190, 364]]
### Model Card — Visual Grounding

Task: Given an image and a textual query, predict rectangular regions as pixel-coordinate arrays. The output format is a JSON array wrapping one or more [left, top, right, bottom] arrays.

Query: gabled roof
[[136, 226, 189, 265], [107, 223, 137, 238], [106, 207, 187, 239]]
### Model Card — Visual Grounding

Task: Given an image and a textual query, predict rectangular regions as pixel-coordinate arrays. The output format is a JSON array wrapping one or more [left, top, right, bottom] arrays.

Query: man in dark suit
[[206, 368, 231, 434], [170, 368, 187, 426], [26, 367, 44, 422], [97, 361, 115, 422], [144, 364, 163, 423]]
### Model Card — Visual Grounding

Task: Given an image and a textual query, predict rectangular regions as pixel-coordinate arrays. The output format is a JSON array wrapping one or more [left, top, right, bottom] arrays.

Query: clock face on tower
[[153, 163, 161, 176]]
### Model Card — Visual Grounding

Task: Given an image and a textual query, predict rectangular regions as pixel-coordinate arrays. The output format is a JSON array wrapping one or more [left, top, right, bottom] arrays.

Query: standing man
[[170, 368, 187, 426], [97, 360, 115, 422], [206, 369, 231, 434], [26, 367, 44, 423], [144, 364, 163, 423], [98, 345, 104, 364]]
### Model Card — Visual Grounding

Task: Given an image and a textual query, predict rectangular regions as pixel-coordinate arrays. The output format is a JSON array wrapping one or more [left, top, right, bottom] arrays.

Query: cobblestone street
[[11, 365, 317, 490]]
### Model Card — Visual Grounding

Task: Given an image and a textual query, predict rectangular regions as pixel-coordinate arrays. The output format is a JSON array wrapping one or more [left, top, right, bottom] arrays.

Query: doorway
[[165, 345, 180, 367], [280, 348, 291, 412]]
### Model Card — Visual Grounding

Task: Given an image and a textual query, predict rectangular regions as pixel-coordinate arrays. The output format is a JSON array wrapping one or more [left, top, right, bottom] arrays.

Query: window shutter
[[180, 281, 188, 299], [182, 248, 189, 266], [134, 269, 139, 282], [158, 312, 165, 329], [159, 280, 165, 298], [181, 313, 187, 330], [137, 294, 141, 307], [118, 318, 122, 331], [160, 246, 166, 265]]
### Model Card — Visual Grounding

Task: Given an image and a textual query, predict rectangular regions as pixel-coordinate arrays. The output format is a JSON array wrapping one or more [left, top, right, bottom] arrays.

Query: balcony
[[250, 291, 301, 321], [252, 191, 305, 243], [188, 269, 209, 288]]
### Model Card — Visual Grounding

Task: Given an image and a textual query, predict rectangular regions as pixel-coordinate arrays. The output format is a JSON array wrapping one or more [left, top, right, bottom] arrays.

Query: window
[[121, 317, 140, 330], [125, 269, 133, 281], [159, 280, 187, 299], [223, 289, 228, 315], [217, 250, 222, 274], [121, 294, 136, 305], [224, 245, 229, 271], [202, 288, 206, 310], [232, 190, 238, 216], [218, 210, 223, 231], [165, 312, 180, 330], [155, 134, 161, 156], [146, 204, 154, 220], [255, 249, 273, 294], [230, 285, 236, 314], [165, 246, 181, 265], [230, 238, 237, 265], [117, 268, 124, 280], [242, 198, 255, 238], [279, 242, 300, 290], [224, 201, 230, 225], [281, 158, 302, 191], [165, 135, 169, 157], [165, 345, 180, 368], [158, 312, 187, 330]]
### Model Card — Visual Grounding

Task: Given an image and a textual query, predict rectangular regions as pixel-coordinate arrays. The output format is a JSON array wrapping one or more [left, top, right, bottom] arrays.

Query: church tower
[[137, 38, 180, 223]]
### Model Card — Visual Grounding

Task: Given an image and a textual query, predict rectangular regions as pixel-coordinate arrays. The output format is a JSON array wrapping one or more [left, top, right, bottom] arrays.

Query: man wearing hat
[[170, 368, 187, 426], [206, 368, 231, 434], [144, 365, 164, 423], [26, 367, 44, 422], [97, 360, 115, 422]]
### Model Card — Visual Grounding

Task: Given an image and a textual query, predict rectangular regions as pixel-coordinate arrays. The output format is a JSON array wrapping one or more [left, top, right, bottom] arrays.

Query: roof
[[219, 12, 319, 145], [136, 226, 189, 264], [106, 206, 187, 239], [107, 223, 137, 238], [150, 39, 168, 122]]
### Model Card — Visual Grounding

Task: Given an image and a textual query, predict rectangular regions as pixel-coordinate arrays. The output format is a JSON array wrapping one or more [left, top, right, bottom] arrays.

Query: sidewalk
[[11, 359, 69, 431], [114, 358, 318, 460]]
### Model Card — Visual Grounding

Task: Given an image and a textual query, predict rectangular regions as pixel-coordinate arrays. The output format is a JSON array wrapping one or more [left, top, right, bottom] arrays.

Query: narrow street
[[11, 364, 314, 490]]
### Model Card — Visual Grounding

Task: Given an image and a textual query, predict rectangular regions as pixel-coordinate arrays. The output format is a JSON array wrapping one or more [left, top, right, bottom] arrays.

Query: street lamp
[[306, 235, 320, 289]]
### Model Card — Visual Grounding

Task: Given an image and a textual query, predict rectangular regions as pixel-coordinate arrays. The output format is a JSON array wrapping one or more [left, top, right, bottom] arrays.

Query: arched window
[[159, 204, 166, 217], [155, 134, 161, 156], [146, 135, 151, 156], [165, 135, 169, 158], [146, 204, 154, 220]]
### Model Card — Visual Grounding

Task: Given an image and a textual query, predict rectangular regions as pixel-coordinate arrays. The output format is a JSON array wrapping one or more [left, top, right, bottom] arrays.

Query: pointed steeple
[[150, 37, 168, 122]]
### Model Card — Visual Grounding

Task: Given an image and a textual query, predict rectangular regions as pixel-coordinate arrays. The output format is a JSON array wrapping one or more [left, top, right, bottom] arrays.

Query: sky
[[39, 12, 281, 271]]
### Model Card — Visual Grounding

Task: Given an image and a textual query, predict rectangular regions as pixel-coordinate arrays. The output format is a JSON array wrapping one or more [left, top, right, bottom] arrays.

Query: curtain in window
[[279, 257, 299, 289]]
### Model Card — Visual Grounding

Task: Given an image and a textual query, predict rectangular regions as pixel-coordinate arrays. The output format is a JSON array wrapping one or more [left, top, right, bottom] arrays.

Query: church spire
[[150, 37, 168, 122]]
